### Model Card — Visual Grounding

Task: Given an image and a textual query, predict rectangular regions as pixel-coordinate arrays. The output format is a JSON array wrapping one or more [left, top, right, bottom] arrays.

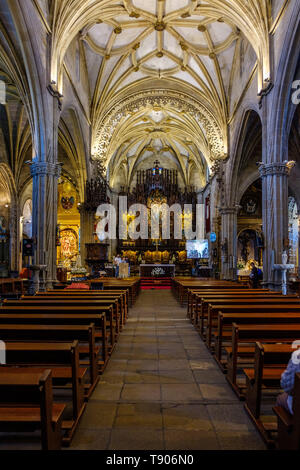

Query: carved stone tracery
[[93, 90, 226, 165]]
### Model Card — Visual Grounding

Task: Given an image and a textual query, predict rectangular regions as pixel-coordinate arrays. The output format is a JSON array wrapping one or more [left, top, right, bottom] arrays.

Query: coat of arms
[[61, 196, 75, 211]]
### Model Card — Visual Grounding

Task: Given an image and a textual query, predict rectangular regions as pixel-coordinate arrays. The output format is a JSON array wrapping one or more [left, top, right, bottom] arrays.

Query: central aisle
[[71, 290, 265, 450]]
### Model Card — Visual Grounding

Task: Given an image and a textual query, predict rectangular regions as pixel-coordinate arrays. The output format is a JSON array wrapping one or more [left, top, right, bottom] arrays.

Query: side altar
[[139, 264, 175, 278]]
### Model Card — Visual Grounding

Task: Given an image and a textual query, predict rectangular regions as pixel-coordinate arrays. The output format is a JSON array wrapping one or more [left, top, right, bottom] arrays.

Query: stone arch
[[267, 2, 300, 163], [59, 106, 89, 201], [0, 163, 19, 272], [227, 109, 262, 207], [92, 90, 227, 168]]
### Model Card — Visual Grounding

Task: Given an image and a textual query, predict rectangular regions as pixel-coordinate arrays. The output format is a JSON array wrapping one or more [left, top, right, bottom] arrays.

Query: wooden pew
[[206, 302, 300, 350], [98, 279, 140, 306], [38, 290, 129, 323], [1, 340, 85, 445], [4, 298, 121, 341], [172, 278, 241, 305], [0, 304, 114, 355], [189, 290, 289, 319], [227, 323, 300, 397], [194, 293, 291, 335], [24, 295, 125, 332], [187, 288, 269, 319], [273, 372, 300, 450], [36, 292, 127, 328], [0, 312, 108, 370], [188, 289, 273, 321], [0, 323, 99, 397], [0, 369, 65, 450], [0, 278, 25, 296], [176, 280, 244, 306], [216, 312, 300, 368], [243, 342, 293, 446]]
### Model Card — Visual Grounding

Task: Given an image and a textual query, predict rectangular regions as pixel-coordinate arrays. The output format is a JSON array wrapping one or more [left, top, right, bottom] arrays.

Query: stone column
[[259, 162, 295, 289], [9, 202, 20, 273], [79, 208, 95, 273], [219, 207, 238, 280], [210, 215, 221, 279], [30, 161, 62, 290], [109, 191, 119, 261]]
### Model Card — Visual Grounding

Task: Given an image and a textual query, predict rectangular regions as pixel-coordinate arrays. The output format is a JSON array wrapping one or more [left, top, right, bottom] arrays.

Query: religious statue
[[221, 238, 228, 263], [282, 251, 288, 265], [221, 238, 228, 255], [245, 198, 257, 214], [75, 254, 83, 268]]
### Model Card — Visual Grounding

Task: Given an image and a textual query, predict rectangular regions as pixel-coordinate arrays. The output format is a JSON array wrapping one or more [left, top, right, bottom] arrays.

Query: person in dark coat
[[249, 262, 259, 288]]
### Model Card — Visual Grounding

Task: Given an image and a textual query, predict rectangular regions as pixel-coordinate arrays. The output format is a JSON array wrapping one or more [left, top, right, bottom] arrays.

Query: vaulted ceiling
[[50, 0, 272, 189]]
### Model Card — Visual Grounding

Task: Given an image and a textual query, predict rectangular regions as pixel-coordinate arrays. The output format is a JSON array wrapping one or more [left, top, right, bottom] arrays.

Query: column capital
[[29, 161, 63, 178], [219, 206, 238, 216], [258, 161, 295, 178]]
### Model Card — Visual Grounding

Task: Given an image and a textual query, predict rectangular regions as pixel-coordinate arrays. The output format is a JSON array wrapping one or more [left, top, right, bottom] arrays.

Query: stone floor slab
[[109, 428, 164, 450], [161, 383, 203, 402], [164, 429, 220, 450], [162, 404, 213, 431], [121, 383, 161, 401], [69, 290, 265, 451]]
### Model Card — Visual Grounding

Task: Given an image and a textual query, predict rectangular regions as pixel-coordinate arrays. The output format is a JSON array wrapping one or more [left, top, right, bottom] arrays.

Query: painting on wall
[[58, 180, 78, 215], [59, 228, 78, 267]]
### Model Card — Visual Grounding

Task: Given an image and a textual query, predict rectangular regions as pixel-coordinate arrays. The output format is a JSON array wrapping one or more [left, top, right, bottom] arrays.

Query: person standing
[[249, 262, 259, 288], [114, 254, 121, 278]]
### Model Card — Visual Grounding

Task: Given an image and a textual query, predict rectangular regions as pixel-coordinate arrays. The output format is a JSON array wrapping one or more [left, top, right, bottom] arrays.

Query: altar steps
[[140, 277, 172, 290]]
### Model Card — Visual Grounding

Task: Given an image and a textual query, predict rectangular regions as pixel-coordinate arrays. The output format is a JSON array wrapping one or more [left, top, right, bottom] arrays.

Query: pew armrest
[[273, 406, 293, 431]]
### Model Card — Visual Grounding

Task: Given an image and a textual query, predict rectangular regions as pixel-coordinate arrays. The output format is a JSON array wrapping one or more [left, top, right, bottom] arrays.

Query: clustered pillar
[[220, 207, 238, 281], [259, 162, 295, 289], [30, 161, 62, 290]]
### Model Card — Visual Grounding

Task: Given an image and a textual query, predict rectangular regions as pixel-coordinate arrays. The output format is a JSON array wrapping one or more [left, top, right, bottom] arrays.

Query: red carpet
[[141, 286, 171, 290], [140, 277, 172, 290]]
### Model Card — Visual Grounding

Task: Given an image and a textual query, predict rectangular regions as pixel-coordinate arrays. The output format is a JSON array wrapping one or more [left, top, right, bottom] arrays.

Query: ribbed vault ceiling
[[51, 0, 272, 188]]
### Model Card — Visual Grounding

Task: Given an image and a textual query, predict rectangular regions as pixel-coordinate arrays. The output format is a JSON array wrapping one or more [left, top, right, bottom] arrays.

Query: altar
[[139, 264, 176, 278], [119, 262, 129, 279]]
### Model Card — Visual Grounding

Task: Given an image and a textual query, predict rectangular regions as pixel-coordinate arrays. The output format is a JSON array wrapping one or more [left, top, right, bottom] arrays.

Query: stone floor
[[70, 290, 266, 450]]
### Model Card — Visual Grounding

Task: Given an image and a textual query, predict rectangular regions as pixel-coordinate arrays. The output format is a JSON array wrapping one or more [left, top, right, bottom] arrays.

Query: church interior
[[0, 0, 300, 453]]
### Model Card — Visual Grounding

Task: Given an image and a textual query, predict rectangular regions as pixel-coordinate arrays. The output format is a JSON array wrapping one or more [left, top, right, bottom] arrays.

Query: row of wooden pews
[[0, 278, 140, 450], [177, 280, 300, 449], [85, 277, 141, 307], [0, 278, 25, 296], [171, 278, 245, 307]]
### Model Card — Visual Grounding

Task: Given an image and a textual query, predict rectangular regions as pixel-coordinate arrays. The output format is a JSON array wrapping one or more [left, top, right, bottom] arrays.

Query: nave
[[70, 290, 265, 451]]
